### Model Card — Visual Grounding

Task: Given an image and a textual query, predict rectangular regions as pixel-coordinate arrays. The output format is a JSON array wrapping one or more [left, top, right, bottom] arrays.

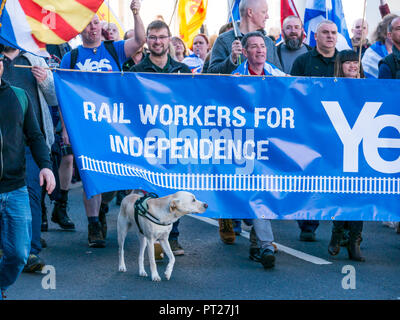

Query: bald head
[[352, 18, 369, 42]]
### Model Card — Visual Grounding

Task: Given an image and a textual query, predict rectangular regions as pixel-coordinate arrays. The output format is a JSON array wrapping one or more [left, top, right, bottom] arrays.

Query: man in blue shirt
[[59, 0, 145, 248]]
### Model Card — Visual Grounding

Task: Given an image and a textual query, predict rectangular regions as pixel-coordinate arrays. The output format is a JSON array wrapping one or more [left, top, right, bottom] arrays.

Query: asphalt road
[[6, 182, 400, 301]]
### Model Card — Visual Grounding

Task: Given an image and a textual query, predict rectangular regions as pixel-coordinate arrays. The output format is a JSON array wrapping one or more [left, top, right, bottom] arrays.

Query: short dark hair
[[146, 20, 171, 37], [241, 31, 265, 50], [334, 50, 365, 78]]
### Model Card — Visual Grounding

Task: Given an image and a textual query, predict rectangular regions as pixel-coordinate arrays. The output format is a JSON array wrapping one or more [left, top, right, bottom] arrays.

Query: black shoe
[[41, 205, 48, 232], [40, 238, 47, 249], [300, 231, 316, 242], [51, 202, 75, 230], [249, 248, 261, 262], [260, 249, 275, 269], [99, 203, 108, 239], [88, 222, 106, 248], [23, 254, 45, 273]]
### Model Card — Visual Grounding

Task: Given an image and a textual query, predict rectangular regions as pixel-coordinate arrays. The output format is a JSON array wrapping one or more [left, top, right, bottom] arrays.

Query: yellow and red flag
[[97, 1, 125, 39], [0, 0, 104, 56], [178, 0, 208, 48]]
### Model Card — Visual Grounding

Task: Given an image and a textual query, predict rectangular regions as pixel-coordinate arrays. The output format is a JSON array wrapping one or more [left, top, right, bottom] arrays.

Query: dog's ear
[[169, 199, 180, 213]]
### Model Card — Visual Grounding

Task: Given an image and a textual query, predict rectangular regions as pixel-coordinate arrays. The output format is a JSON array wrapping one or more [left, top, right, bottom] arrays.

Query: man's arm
[[124, 0, 146, 58], [208, 35, 239, 74]]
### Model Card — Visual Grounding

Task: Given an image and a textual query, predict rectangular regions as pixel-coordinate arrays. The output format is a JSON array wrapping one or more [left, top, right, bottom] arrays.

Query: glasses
[[147, 35, 170, 41]]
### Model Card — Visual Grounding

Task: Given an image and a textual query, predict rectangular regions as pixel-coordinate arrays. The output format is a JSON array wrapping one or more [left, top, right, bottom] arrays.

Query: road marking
[[188, 214, 332, 265]]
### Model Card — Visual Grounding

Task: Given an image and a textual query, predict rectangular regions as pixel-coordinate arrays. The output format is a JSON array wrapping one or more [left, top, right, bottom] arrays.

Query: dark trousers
[[297, 220, 319, 233], [333, 221, 363, 235]]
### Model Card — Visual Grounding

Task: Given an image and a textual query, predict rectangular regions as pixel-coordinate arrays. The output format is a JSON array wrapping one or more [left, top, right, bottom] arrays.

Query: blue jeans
[[0, 186, 32, 291], [25, 147, 42, 255]]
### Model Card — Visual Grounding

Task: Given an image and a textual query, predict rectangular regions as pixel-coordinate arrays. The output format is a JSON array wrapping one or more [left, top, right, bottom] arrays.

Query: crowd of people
[[0, 0, 399, 299]]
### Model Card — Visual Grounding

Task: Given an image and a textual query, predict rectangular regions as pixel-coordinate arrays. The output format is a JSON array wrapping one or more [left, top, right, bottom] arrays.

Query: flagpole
[[169, 0, 179, 28], [358, 0, 367, 78]]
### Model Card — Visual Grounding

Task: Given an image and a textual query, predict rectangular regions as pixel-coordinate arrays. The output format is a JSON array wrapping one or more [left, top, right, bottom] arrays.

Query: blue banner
[[53, 71, 400, 221]]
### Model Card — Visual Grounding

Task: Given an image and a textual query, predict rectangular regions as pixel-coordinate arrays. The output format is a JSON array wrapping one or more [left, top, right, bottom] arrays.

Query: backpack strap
[[69, 41, 122, 71], [103, 40, 122, 71], [70, 47, 79, 69], [11, 86, 28, 118]]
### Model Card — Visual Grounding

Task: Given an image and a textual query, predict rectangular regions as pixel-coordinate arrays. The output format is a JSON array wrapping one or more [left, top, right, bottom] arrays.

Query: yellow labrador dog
[[117, 191, 208, 281]]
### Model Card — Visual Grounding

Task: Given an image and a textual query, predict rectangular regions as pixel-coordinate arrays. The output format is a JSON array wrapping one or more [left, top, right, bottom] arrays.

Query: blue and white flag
[[232, 60, 286, 76], [362, 41, 389, 78], [53, 71, 400, 222], [228, 0, 240, 22], [304, 0, 352, 50]]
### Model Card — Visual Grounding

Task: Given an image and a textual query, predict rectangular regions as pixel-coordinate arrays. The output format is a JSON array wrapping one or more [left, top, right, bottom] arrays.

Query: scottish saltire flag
[[304, 0, 351, 51], [232, 60, 286, 76], [362, 41, 389, 78], [228, 0, 240, 23], [0, 0, 104, 56]]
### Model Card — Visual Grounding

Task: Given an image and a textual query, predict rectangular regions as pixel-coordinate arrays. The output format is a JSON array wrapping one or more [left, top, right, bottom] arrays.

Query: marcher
[[171, 36, 187, 62], [208, 0, 282, 75], [0, 53, 55, 299], [130, 20, 191, 256], [276, 15, 312, 74], [208, 0, 281, 246], [362, 14, 398, 78], [182, 34, 209, 73], [60, 0, 145, 248], [1, 45, 57, 272], [351, 19, 370, 57], [231, 31, 286, 269], [379, 17, 400, 79], [291, 20, 339, 241], [328, 49, 366, 262]]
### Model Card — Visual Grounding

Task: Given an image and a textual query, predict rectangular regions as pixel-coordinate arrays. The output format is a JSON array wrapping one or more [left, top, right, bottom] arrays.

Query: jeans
[[0, 186, 32, 291], [297, 220, 320, 233], [252, 219, 275, 252], [169, 220, 179, 241], [25, 147, 42, 255]]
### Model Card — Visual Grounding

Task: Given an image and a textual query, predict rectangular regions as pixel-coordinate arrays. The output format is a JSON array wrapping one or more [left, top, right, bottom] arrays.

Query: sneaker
[[300, 231, 316, 242], [169, 239, 184, 256], [218, 219, 235, 244], [88, 222, 106, 248], [99, 203, 108, 239], [154, 242, 164, 261], [260, 249, 275, 269], [23, 254, 45, 273], [249, 248, 261, 262], [51, 202, 75, 230]]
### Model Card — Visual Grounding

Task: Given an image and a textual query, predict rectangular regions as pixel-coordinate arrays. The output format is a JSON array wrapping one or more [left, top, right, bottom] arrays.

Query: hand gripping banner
[[53, 71, 400, 221]]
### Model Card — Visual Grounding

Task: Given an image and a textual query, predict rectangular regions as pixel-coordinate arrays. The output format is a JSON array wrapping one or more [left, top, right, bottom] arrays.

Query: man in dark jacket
[[291, 20, 338, 77], [0, 54, 55, 299], [130, 20, 190, 257], [207, 0, 282, 74], [290, 20, 338, 242]]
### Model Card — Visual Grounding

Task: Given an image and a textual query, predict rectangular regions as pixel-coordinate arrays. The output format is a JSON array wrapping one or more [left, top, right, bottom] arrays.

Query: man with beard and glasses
[[277, 16, 312, 74], [130, 20, 191, 257]]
